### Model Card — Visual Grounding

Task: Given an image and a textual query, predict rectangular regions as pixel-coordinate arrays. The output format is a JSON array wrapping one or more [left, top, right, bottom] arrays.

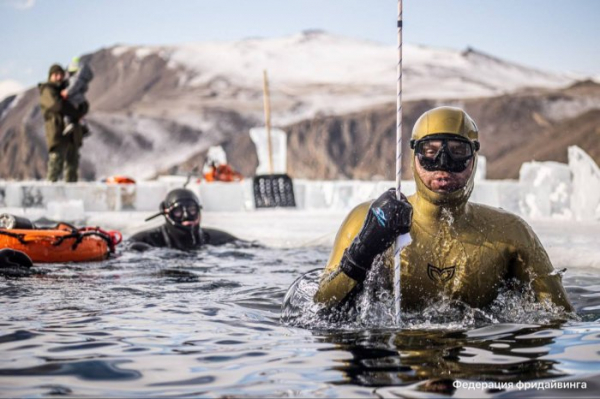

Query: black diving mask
[[166, 200, 202, 225], [410, 135, 480, 173]]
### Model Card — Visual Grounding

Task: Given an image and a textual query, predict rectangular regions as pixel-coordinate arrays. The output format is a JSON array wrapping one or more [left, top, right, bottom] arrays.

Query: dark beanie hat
[[48, 64, 65, 78]]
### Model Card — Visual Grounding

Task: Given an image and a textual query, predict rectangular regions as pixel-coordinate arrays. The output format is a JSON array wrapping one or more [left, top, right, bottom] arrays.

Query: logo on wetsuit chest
[[427, 264, 456, 284]]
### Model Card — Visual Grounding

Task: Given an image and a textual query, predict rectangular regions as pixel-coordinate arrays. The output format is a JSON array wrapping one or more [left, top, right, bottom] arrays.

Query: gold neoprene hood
[[411, 106, 479, 141], [411, 106, 479, 206]]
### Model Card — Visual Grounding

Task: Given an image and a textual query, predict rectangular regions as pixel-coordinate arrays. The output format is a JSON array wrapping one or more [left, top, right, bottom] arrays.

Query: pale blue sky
[[1, 0, 598, 87]]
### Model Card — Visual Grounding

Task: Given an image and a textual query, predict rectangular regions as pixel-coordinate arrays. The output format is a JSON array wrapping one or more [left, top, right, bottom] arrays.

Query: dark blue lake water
[[1, 244, 599, 398]]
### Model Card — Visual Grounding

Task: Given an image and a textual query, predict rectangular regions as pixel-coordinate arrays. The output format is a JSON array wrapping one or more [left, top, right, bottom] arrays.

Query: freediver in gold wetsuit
[[314, 106, 573, 312]]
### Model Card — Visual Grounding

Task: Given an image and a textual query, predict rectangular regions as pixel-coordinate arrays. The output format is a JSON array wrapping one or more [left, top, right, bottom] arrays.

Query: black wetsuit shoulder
[[130, 225, 168, 248], [202, 228, 239, 246], [129, 224, 239, 250]]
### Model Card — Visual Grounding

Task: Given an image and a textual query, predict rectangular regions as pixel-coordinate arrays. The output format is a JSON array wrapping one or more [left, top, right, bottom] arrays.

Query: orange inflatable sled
[[0, 224, 122, 263]]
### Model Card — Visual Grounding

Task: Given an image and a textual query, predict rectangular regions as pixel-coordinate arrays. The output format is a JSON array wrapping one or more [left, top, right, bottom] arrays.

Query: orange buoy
[[0, 225, 121, 263], [105, 176, 136, 184]]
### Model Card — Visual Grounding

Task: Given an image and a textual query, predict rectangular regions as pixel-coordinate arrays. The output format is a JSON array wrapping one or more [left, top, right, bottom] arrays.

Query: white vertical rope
[[393, 0, 403, 326]]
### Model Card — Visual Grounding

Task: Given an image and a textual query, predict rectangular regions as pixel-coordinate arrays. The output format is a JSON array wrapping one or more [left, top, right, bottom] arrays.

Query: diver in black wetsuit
[[0, 249, 33, 278], [130, 188, 239, 251]]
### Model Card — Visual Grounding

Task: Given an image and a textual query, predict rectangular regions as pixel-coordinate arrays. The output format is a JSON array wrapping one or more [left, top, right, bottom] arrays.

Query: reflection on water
[[1, 244, 599, 397]]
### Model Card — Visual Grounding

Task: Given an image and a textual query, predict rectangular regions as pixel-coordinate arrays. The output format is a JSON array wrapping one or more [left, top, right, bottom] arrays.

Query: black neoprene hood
[[163, 189, 200, 209]]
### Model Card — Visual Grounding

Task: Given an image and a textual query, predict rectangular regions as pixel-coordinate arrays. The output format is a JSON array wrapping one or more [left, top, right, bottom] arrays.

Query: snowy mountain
[[285, 80, 600, 181], [0, 80, 23, 102], [0, 31, 591, 181], [110, 30, 576, 123]]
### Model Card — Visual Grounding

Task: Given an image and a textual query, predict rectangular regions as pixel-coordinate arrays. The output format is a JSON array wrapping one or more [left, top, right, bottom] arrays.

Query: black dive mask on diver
[[410, 134, 480, 173], [145, 190, 202, 229], [164, 199, 201, 227]]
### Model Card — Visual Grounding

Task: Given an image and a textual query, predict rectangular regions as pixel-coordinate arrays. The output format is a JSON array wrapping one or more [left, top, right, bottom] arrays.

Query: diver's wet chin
[[182, 219, 200, 227], [430, 183, 465, 193], [428, 177, 466, 193]]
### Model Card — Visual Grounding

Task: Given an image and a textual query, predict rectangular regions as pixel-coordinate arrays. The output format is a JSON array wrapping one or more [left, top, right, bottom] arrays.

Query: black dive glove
[[340, 188, 412, 282]]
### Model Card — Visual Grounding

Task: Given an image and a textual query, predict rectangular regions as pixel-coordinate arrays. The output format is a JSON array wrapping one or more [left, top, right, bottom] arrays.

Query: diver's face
[[167, 200, 201, 227], [415, 155, 474, 193]]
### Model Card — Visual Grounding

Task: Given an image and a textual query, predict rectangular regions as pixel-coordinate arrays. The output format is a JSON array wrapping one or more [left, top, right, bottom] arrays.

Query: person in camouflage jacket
[[38, 64, 83, 182]]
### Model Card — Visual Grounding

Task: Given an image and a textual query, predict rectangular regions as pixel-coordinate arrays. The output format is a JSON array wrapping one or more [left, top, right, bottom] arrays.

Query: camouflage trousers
[[46, 142, 79, 182]]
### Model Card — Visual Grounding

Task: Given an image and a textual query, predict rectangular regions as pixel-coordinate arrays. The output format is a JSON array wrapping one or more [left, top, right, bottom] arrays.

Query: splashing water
[[281, 264, 574, 330]]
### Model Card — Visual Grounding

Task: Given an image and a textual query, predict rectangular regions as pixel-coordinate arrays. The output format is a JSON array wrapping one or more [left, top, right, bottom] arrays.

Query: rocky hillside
[[0, 31, 593, 181], [285, 80, 600, 180]]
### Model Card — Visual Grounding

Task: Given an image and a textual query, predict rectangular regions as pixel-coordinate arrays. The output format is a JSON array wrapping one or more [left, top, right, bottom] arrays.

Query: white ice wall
[[475, 155, 487, 181], [518, 161, 572, 220], [569, 146, 600, 222], [0, 178, 519, 214], [249, 127, 288, 175], [0, 146, 598, 221]]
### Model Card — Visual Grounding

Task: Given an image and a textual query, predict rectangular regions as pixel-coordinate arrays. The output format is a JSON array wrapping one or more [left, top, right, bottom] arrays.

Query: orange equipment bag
[[204, 164, 243, 183], [0, 224, 122, 263]]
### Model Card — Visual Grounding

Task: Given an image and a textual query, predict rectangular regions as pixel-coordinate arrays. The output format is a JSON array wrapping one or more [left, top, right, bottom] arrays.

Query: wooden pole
[[262, 70, 274, 174]]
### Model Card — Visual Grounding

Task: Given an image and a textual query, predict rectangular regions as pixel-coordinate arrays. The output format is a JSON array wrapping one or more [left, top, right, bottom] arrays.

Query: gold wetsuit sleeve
[[314, 202, 370, 306], [510, 220, 573, 312]]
